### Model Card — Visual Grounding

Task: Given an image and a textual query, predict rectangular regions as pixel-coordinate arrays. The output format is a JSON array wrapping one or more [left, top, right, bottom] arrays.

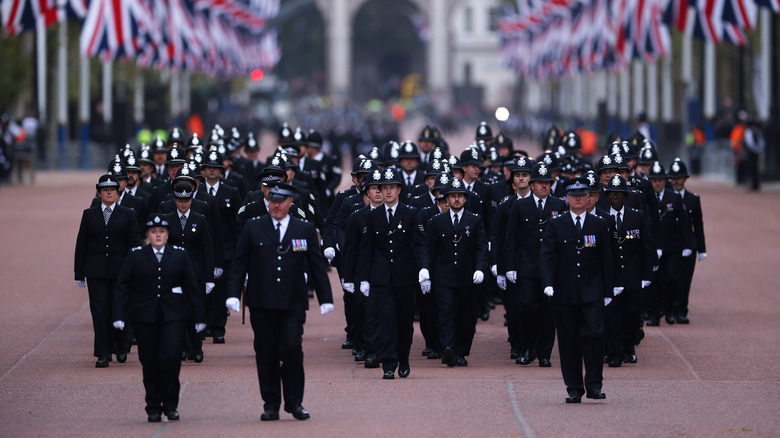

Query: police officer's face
[[245, 150, 259, 161], [437, 198, 450, 213], [286, 168, 296, 181], [381, 184, 402, 205], [513, 171, 531, 190], [670, 177, 687, 192], [586, 192, 599, 210], [608, 192, 627, 211], [627, 158, 637, 170], [204, 166, 221, 181], [568, 193, 588, 211], [99, 187, 118, 205], [117, 179, 128, 192], [153, 151, 167, 165], [146, 226, 168, 249], [167, 163, 183, 180], [425, 175, 436, 190], [650, 177, 666, 194], [462, 164, 480, 181], [635, 163, 651, 177], [175, 198, 192, 214], [367, 185, 383, 204], [127, 171, 140, 187], [446, 193, 466, 211], [453, 169, 464, 179], [530, 181, 550, 198], [419, 140, 434, 153], [399, 158, 418, 172], [269, 197, 293, 220], [599, 168, 618, 187]]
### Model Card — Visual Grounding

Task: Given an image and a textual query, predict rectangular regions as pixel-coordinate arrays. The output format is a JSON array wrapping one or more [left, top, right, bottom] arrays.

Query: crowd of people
[[73, 117, 707, 420]]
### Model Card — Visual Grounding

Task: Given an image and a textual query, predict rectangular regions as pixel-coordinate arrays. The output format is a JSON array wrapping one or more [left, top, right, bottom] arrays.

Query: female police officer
[[112, 213, 206, 422]]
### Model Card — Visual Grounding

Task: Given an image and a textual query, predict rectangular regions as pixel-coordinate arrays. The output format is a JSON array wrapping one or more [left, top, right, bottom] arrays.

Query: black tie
[[575, 215, 582, 232], [616, 212, 622, 230], [388, 208, 394, 224], [407, 176, 413, 188], [155, 251, 163, 263], [210, 187, 215, 196], [103, 207, 112, 225], [180, 214, 187, 230], [467, 185, 473, 192], [275, 222, 282, 243], [538, 199, 543, 214], [453, 214, 459, 227]]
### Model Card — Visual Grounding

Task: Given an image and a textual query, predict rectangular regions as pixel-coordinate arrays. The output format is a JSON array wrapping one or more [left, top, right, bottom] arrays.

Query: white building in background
[[449, 0, 516, 110]]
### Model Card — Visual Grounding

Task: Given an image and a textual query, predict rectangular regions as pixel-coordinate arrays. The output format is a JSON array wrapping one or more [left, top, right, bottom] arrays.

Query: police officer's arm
[[304, 223, 333, 306], [341, 212, 359, 284], [226, 224, 252, 301], [494, 202, 509, 273], [411, 208, 429, 270], [424, 215, 439, 272], [112, 251, 136, 323], [181, 252, 207, 324], [504, 202, 521, 273], [201, 216, 215, 282], [74, 210, 89, 281], [126, 209, 143, 246], [637, 210, 655, 282], [596, 219, 615, 297], [538, 220, 558, 289], [676, 195, 693, 251], [333, 198, 352, 251], [474, 215, 490, 274], [204, 202, 224, 269], [691, 196, 706, 253], [356, 211, 375, 278]]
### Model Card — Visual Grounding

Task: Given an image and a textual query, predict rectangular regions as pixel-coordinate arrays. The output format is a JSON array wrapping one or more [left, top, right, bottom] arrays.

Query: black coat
[[90, 193, 147, 233], [341, 205, 373, 284], [539, 213, 614, 305], [426, 210, 489, 287], [504, 195, 567, 279], [609, 208, 655, 290], [74, 205, 141, 280], [656, 189, 693, 253], [159, 197, 223, 267], [681, 190, 706, 253], [357, 203, 429, 288], [223, 170, 248, 200], [228, 215, 333, 310], [113, 244, 206, 324], [164, 210, 215, 282], [201, 182, 242, 260]]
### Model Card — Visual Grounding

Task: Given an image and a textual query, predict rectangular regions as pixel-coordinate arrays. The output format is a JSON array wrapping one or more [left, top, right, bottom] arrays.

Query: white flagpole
[[57, 20, 68, 169], [79, 56, 90, 168]]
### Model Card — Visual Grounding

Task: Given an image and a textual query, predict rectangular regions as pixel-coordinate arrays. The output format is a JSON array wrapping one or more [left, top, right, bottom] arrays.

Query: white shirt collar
[[206, 181, 220, 193], [272, 215, 291, 240], [102, 202, 117, 212], [610, 206, 625, 217], [677, 188, 686, 197], [385, 203, 397, 214], [532, 193, 547, 206], [450, 209, 462, 223], [403, 170, 417, 183], [313, 151, 324, 161], [517, 191, 531, 199], [569, 210, 586, 226], [179, 209, 190, 219], [429, 192, 436, 204], [154, 246, 165, 255]]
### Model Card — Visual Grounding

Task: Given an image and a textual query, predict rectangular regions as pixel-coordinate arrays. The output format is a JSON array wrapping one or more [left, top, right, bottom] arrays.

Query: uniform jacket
[[426, 210, 488, 287], [680, 190, 706, 253], [164, 210, 215, 282], [609, 208, 654, 290], [341, 205, 374, 284], [357, 203, 429, 287], [74, 205, 141, 280], [539, 213, 614, 305], [201, 182, 242, 260], [159, 197, 222, 267], [91, 193, 147, 233], [113, 244, 206, 324], [228, 215, 333, 310], [656, 189, 693, 253], [504, 195, 567, 279]]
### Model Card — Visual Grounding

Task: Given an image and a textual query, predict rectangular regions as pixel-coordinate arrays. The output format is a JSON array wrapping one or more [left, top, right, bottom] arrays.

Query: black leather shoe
[[480, 310, 490, 322], [193, 350, 204, 363], [364, 354, 380, 368], [665, 315, 676, 325], [398, 367, 410, 378], [421, 348, 432, 356], [624, 354, 638, 363], [646, 318, 660, 326], [213, 336, 225, 344], [382, 370, 395, 379], [116, 352, 127, 363], [285, 406, 310, 420], [586, 389, 606, 400], [164, 410, 179, 421], [538, 358, 552, 367], [510, 348, 520, 360], [516, 351, 532, 365], [341, 339, 354, 349], [260, 410, 279, 421], [442, 347, 456, 367], [676, 315, 690, 324], [147, 413, 162, 422], [634, 328, 646, 345], [355, 351, 367, 362], [427, 351, 442, 360], [608, 357, 622, 367], [565, 391, 582, 404], [455, 356, 468, 367], [95, 356, 110, 368]]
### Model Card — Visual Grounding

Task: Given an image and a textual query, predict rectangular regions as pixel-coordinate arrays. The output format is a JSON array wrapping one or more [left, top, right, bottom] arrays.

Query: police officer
[[226, 183, 334, 421], [74, 175, 142, 367], [539, 177, 616, 403], [397, 141, 424, 205], [426, 177, 488, 367], [357, 167, 429, 379], [112, 213, 206, 422]]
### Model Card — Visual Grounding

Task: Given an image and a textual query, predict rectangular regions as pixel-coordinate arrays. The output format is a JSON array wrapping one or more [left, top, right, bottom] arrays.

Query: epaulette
[[131, 246, 143, 251], [247, 216, 262, 222], [338, 189, 347, 195], [238, 205, 246, 215], [172, 245, 184, 250], [298, 207, 306, 218], [499, 195, 513, 205]]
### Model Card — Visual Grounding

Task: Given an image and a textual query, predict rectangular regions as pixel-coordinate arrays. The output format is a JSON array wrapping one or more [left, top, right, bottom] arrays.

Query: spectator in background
[[743, 116, 765, 192], [686, 124, 706, 175]]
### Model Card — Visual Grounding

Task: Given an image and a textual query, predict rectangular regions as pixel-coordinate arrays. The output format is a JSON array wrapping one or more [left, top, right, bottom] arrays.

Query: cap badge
[[170, 149, 179, 158], [385, 169, 393, 179], [373, 170, 381, 180], [612, 175, 621, 186], [405, 143, 413, 153], [282, 128, 290, 137], [154, 216, 161, 224], [538, 165, 548, 176], [603, 156, 612, 165], [587, 173, 596, 185], [544, 155, 552, 165], [672, 162, 680, 172], [452, 179, 461, 188], [433, 149, 442, 159], [645, 149, 653, 159], [440, 174, 449, 185], [653, 162, 662, 173], [471, 149, 478, 160], [432, 161, 441, 170], [614, 154, 623, 163]]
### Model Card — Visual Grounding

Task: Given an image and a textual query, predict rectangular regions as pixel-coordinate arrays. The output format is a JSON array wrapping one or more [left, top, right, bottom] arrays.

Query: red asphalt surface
[[1, 151, 779, 437]]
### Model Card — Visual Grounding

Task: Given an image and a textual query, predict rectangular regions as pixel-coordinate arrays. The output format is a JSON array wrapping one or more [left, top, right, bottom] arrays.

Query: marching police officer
[[74, 175, 142, 367], [225, 183, 334, 421], [112, 213, 206, 422]]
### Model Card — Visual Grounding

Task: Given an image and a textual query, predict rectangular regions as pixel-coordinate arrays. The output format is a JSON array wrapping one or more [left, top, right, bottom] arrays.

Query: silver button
[[158, 277, 161, 280], [278, 256, 282, 260], [454, 244, 457, 247], [576, 263, 580, 267], [389, 240, 393, 244], [277, 278, 281, 282], [158, 267, 161, 271], [157, 294, 160, 297], [157, 285, 161, 289], [454, 261, 458, 265], [577, 274, 581, 278], [277, 267, 281, 271], [390, 250, 393, 253], [454, 253, 458, 256], [390, 259, 394, 263]]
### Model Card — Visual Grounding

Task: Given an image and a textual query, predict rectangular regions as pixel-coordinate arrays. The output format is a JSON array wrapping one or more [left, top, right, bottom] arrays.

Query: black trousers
[[350, 290, 367, 352], [184, 279, 205, 354], [249, 307, 306, 412], [677, 254, 697, 318], [604, 290, 642, 358], [343, 290, 354, 342], [86, 277, 129, 357], [132, 319, 186, 415], [373, 285, 416, 372], [435, 285, 478, 357], [647, 253, 682, 318], [209, 259, 231, 337], [505, 281, 523, 351], [516, 278, 555, 360], [552, 302, 604, 394], [419, 288, 441, 352]]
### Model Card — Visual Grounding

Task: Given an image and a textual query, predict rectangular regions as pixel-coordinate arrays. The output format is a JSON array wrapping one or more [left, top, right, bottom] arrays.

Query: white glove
[[195, 323, 206, 333], [360, 281, 370, 297], [656, 249, 663, 259], [320, 303, 335, 315], [214, 267, 224, 279], [544, 286, 554, 297], [473, 270, 484, 285], [653, 265, 659, 272], [226, 297, 241, 313], [491, 264, 498, 277], [76, 280, 86, 288], [497, 275, 507, 291], [682, 249, 692, 257], [420, 280, 432, 295], [613, 287, 624, 296], [324, 247, 336, 263], [343, 282, 355, 293], [113, 320, 125, 330], [418, 268, 430, 283], [304, 272, 308, 283], [641, 280, 652, 289], [698, 252, 707, 262], [244, 274, 249, 286], [507, 271, 517, 284], [604, 297, 612, 306], [205, 282, 215, 294]]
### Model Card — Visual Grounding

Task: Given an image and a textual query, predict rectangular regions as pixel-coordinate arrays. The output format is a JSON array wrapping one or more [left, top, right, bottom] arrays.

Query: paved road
[[0, 170, 778, 438]]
